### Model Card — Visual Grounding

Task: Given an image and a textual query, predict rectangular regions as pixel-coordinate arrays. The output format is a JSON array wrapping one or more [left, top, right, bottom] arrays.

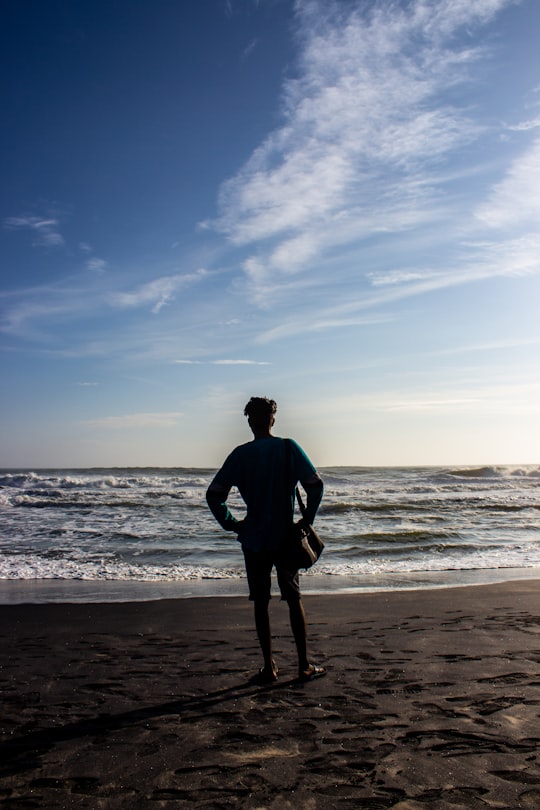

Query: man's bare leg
[[288, 598, 327, 681], [288, 598, 309, 674], [253, 599, 278, 679]]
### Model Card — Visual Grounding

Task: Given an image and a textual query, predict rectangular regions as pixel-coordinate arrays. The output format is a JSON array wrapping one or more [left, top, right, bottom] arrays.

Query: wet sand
[[0, 581, 539, 808]]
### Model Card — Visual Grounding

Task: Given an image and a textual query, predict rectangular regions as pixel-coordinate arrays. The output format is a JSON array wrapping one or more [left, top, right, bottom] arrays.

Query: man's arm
[[206, 482, 242, 532], [299, 474, 324, 525]]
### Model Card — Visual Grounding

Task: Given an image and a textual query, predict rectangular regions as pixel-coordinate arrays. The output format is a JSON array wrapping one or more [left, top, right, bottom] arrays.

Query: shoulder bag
[[284, 439, 324, 570]]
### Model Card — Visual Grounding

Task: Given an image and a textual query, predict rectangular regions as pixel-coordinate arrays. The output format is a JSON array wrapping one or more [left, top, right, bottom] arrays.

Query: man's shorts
[[242, 548, 300, 603]]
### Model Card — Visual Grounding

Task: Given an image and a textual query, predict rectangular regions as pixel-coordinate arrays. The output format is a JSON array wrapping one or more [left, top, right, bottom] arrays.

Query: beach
[[1, 581, 539, 808]]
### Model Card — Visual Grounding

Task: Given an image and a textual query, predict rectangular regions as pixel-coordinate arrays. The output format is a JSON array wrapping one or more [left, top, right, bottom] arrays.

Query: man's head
[[244, 397, 277, 434]]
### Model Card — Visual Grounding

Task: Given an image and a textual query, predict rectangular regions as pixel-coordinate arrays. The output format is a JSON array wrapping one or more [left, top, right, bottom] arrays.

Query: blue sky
[[1, 0, 539, 468]]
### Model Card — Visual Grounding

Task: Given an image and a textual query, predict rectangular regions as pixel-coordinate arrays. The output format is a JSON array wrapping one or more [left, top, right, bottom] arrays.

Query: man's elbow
[[302, 475, 323, 492], [206, 483, 228, 502]]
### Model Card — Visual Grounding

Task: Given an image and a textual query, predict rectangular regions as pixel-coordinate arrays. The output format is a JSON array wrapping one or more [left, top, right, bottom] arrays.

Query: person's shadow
[[0, 675, 301, 779]]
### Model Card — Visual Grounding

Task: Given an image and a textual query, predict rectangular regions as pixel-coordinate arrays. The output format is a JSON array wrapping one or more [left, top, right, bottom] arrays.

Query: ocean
[[1, 466, 539, 603]]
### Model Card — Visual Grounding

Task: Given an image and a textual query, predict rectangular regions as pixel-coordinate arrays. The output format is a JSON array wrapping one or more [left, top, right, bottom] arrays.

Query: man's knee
[[286, 595, 303, 611]]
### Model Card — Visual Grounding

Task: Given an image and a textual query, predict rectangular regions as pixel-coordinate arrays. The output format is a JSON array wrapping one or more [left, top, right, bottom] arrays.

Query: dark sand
[[0, 582, 539, 809]]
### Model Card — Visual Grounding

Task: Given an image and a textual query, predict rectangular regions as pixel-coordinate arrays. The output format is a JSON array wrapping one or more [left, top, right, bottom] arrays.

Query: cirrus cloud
[[109, 269, 208, 314], [212, 0, 516, 307], [82, 412, 183, 429], [3, 216, 64, 247]]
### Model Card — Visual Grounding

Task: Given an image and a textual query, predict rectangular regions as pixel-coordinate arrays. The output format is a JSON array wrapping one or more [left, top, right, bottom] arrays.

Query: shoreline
[[0, 565, 539, 604], [1, 580, 539, 808]]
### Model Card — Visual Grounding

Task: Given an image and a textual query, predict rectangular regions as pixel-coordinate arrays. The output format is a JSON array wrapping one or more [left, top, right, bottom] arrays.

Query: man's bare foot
[[298, 664, 326, 682], [254, 659, 278, 684]]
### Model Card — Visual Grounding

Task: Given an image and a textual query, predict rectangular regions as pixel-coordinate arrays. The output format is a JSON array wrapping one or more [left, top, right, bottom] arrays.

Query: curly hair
[[243, 396, 277, 428]]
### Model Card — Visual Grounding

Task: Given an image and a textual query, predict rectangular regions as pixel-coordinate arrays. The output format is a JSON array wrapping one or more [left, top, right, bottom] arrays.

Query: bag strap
[[285, 438, 307, 522], [284, 438, 294, 524], [295, 485, 307, 521]]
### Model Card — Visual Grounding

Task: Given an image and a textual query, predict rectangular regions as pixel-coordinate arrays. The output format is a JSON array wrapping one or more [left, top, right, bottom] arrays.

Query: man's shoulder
[[235, 436, 287, 463], [221, 441, 249, 465], [287, 438, 320, 476], [230, 439, 257, 455], [224, 438, 264, 463], [287, 437, 309, 457]]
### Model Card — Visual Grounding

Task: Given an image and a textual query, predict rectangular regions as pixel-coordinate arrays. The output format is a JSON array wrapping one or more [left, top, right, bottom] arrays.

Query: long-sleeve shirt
[[206, 435, 323, 554]]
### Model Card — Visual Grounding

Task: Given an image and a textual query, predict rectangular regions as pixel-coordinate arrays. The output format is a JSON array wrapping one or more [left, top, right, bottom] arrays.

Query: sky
[[1, 0, 539, 469]]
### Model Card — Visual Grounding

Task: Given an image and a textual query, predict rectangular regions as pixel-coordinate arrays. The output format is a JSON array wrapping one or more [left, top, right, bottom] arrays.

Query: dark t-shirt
[[209, 436, 319, 553]]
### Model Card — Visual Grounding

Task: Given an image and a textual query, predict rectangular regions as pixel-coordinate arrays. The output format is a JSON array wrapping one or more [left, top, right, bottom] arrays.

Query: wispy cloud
[[212, 0, 523, 310], [3, 216, 64, 247], [79, 242, 108, 272], [367, 269, 440, 287], [305, 379, 540, 420], [174, 358, 270, 365], [0, 278, 107, 340], [241, 38, 258, 60], [383, 397, 482, 412], [379, 381, 540, 415], [213, 359, 270, 365], [507, 117, 540, 132], [256, 314, 391, 343], [475, 136, 540, 229], [109, 269, 208, 313], [86, 257, 107, 273], [254, 227, 540, 343], [1, 296, 83, 340], [82, 412, 183, 429]]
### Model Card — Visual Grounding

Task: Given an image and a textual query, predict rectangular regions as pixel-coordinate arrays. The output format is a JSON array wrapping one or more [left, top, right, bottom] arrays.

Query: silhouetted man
[[206, 397, 325, 683]]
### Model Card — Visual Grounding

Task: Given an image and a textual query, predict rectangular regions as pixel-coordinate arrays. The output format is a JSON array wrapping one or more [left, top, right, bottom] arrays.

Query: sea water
[[0, 466, 539, 602]]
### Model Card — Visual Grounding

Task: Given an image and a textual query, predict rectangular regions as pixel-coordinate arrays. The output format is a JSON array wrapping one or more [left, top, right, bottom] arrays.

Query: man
[[206, 396, 326, 684]]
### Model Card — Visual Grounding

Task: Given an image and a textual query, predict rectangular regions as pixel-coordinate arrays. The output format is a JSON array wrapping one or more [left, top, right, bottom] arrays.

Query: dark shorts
[[242, 548, 300, 603]]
